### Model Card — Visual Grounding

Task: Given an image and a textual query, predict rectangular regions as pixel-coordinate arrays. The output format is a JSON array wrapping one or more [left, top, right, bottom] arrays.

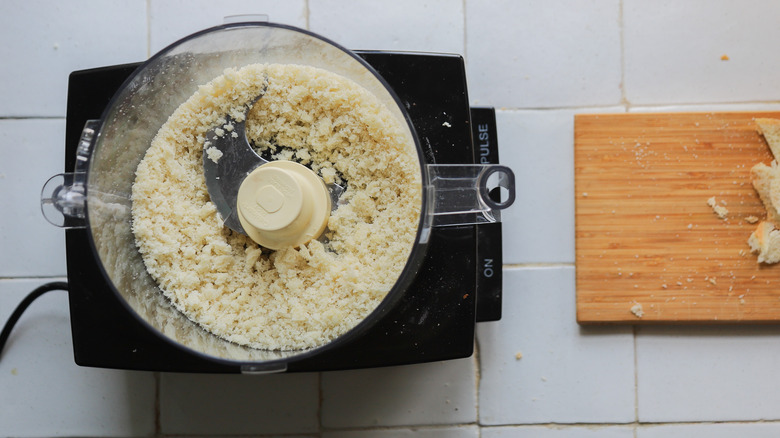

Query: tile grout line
[[503, 263, 574, 269], [154, 372, 162, 437], [618, 0, 628, 108], [324, 422, 482, 434], [479, 420, 780, 428], [633, 324, 639, 437], [146, 0, 152, 58], [624, 100, 780, 109], [462, 0, 468, 65], [0, 116, 65, 120], [492, 101, 780, 112], [473, 340, 481, 433], [326, 420, 780, 434], [318, 371, 323, 437], [304, 0, 310, 30], [495, 104, 625, 112], [0, 276, 68, 281]]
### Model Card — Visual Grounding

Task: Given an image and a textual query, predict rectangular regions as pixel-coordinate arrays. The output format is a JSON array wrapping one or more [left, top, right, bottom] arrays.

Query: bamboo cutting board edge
[[575, 111, 780, 324]]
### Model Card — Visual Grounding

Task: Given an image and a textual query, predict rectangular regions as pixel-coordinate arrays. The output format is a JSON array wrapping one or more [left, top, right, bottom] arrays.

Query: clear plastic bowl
[[41, 21, 515, 372]]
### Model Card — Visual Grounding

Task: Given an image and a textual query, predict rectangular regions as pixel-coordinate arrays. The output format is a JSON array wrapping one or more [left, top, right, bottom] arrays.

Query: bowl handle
[[40, 120, 99, 228], [426, 163, 516, 227]]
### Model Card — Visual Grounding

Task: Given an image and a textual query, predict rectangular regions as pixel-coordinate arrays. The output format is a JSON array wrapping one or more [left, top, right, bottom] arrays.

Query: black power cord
[[0, 281, 69, 360]]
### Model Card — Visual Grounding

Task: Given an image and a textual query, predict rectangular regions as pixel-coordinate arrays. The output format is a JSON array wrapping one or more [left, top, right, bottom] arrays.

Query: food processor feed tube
[[39, 22, 516, 369]]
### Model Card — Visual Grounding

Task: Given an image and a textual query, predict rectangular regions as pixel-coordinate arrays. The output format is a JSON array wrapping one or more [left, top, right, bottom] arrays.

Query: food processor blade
[[202, 106, 266, 234], [202, 95, 345, 237]]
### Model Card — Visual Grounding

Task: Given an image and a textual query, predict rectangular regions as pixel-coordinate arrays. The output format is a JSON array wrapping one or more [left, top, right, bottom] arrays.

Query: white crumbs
[[707, 196, 729, 219], [205, 146, 223, 163], [630, 302, 644, 318]]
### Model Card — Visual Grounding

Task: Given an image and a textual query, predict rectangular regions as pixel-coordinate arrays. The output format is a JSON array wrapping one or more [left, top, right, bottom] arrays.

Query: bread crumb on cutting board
[[707, 196, 729, 219], [630, 302, 644, 318]]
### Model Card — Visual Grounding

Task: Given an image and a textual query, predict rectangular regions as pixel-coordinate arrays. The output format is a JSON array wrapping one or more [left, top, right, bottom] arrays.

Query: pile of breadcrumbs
[[131, 64, 421, 350]]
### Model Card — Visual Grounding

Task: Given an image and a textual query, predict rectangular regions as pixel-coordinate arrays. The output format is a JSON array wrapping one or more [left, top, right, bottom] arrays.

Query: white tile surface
[[623, 0, 780, 105], [149, 0, 307, 53], [497, 109, 575, 264], [0, 119, 67, 277], [323, 425, 479, 438], [0, 0, 146, 117], [159, 371, 319, 435], [309, 0, 464, 54], [321, 357, 477, 428], [636, 325, 780, 422], [465, 0, 622, 108], [638, 422, 780, 438], [497, 108, 624, 265], [483, 425, 635, 438], [477, 266, 635, 424], [0, 278, 156, 437]]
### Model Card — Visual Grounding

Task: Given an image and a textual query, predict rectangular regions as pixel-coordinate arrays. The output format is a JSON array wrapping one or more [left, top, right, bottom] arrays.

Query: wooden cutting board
[[575, 111, 780, 323]]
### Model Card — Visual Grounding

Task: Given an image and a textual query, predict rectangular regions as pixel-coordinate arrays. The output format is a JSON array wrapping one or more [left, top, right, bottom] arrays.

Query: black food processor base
[[64, 52, 504, 372]]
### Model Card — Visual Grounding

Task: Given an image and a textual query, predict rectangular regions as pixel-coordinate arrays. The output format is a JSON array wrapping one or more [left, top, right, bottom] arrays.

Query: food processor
[[38, 21, 515, 373]]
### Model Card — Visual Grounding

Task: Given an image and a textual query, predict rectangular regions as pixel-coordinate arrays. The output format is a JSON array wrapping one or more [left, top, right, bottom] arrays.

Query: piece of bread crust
[[756, 118, 780, 159], [749, 221, 780, 264], [748, 118, 780, 264], [750, 161, 780, 225], [748, 221, 771, 255]]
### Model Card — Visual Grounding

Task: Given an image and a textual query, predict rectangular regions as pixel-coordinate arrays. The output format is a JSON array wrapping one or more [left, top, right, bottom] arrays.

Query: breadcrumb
[[630, 302, 644, 318], [707, 196, 729, 219], [205, 146, 223, 163]]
